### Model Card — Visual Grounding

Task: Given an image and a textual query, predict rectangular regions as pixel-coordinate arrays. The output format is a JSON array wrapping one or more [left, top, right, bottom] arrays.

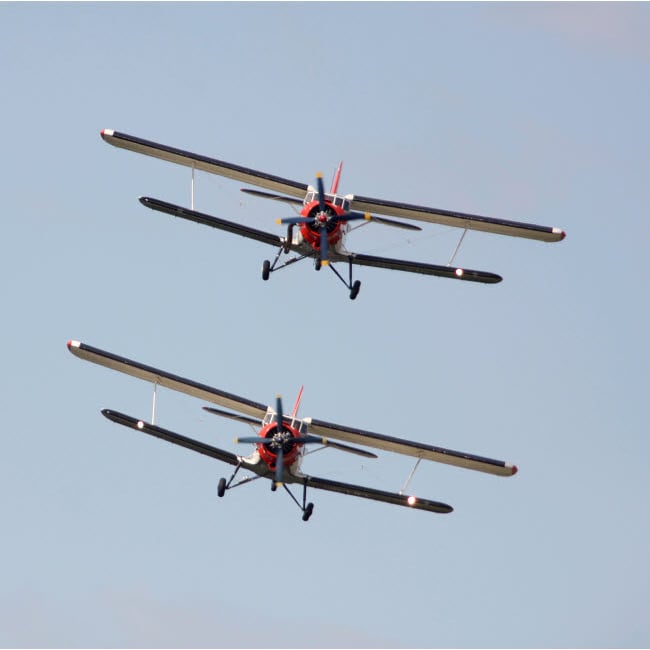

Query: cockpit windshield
[[304, 191, 350, 211]]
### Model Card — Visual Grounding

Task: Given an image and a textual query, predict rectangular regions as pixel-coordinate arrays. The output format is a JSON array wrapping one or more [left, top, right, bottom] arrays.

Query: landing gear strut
[[261, 243, 361, 300]]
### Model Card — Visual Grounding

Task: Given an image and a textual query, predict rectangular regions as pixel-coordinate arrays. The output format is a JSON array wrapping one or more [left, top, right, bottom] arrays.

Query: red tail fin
[[330, 162, 343, 194], [291, 385, 304, 421]]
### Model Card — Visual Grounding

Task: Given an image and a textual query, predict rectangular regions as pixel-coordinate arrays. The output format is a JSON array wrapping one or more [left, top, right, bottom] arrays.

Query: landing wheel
[[262, 260, 271, 281], [314, 259, 322, 272], [217, 477, 227, 498], [271, 482, 278, 492], [349, 280, 361, 300], [302, 502, 314, 522]]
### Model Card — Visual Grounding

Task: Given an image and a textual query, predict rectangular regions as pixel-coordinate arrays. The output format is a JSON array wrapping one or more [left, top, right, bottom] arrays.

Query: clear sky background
[[1, 2, 648, 648]]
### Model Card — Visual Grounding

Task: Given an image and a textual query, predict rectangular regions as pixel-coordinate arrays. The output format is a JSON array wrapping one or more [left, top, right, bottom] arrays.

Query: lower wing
[[338, 252, 502, 284], [139, 196, 284, 248], [103, 410, 451, 514], [304, 475, 452, 514], [102, 409, 241, 467]]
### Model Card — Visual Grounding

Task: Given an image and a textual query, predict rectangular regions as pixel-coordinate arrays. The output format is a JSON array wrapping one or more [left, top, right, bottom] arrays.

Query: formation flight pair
[[68, 340, 517, 521], [101, 129, 565, 299]]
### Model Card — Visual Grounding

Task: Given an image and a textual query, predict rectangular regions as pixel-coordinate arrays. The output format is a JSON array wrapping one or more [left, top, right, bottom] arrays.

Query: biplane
[[101, 129, 565, 299], [68, 339, 517, 520]]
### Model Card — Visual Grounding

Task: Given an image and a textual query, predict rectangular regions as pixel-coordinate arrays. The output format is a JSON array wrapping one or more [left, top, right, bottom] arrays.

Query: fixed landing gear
[[302, 502, 314, 522], [262, 259, 271, 281], [217, 477, 227, 497], [349, 280, 361, 300]]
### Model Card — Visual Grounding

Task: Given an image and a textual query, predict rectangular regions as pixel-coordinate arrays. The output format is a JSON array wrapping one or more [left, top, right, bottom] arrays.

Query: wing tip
[[554, 228, 567, 241], [67, 339, 80, 351]]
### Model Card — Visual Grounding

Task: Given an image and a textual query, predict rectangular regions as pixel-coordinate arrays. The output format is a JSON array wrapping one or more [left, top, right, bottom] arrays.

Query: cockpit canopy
[[304, 189, 351, 212]]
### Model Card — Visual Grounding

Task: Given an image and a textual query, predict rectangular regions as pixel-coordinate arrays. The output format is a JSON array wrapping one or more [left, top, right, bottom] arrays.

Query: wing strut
[[152, 381, 158, 425], [400, 458, 422, 495], [191, 164, 195, 210], [448, 228, 468, 267]]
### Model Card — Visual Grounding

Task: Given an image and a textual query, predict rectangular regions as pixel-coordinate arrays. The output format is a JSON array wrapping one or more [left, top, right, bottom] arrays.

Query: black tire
[[350, 280, 361, 300], [302, 502, 314, 522], [315, 259, 322, 271], [217, 477, 227, 498], [262, 260, 271, 281]]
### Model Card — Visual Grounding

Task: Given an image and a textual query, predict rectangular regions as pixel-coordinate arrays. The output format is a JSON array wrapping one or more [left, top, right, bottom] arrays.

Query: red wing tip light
[[100, 128, 114, 137], [510, 464, 519, 476], [67, 339, 80, 349], [554, 228, 567, 241]]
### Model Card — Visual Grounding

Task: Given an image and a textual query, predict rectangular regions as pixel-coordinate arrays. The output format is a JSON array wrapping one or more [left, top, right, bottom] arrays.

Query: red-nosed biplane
[[100, 129, 565, 300], [68, 339, 517, 520]]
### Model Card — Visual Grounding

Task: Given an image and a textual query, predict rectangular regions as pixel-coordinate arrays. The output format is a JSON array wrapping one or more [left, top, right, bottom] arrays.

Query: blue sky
[[1, 2, 649, 647]]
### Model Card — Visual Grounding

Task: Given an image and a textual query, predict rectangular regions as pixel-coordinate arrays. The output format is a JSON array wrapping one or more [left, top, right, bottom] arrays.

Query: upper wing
[[67, 340, 268, 420], [336, 251, 502, 284], [349, 194, 566, 243], [102, 409, 240, 467], [304, 474, 452, 514], [306, 417, 517, 477], [139, 196, 284, 248], [101, 129, 308, 199]]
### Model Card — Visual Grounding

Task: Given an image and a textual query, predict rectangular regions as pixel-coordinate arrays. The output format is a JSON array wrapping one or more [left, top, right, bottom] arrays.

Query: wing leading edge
[[67, 340, 268, 420], [101, 129, 307, 199], [350, 195, 566, 243], [306, 418, 517, 477]]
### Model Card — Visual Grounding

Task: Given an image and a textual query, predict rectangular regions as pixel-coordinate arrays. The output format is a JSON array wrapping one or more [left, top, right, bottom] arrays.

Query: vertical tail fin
[[290, 385, 304, 423], [330, 162, 343, 194]]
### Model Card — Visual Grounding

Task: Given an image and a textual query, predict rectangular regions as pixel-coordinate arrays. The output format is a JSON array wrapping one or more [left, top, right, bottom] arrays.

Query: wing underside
[[350, 195, 566, 242], [102, 409, 241, 467], [139, 196, 284, 248], [336, 251, 502, 284], [304, 475, 452, 514], [101, 129, 308, 199], [67, 340, 268, 420], [307, 418, 517, 477]]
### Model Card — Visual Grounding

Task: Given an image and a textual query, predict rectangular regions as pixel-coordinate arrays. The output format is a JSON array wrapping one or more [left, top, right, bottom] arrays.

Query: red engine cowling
[[298, 201, 344, 250], [256, 421, 302, 471]]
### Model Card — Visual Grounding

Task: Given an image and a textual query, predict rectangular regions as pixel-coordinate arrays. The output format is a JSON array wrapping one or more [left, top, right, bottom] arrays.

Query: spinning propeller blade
[[320, 227, 329, 266], [274, 395, 285, 486]]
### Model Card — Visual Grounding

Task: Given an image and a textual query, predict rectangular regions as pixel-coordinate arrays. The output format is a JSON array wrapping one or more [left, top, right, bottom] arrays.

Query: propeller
[[276, 173, 370, 266]]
